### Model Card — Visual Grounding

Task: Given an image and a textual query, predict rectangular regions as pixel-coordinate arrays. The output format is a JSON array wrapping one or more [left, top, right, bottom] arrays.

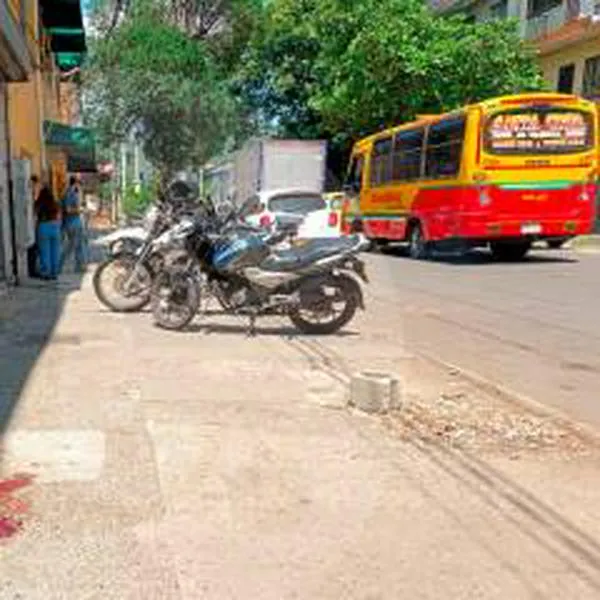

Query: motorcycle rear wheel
[[288, 275, 358, 335], [93, 255, 152, 312], [151, 270, 201, 331]]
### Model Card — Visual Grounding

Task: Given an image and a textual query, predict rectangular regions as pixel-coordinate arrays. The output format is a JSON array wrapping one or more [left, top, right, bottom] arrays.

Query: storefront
[[44, 121, 97, 183]]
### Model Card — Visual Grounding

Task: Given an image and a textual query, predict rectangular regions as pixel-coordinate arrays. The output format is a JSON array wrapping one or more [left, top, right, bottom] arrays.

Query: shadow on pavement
[[183, 320, 360, 338], [0, 229, 105, 436]]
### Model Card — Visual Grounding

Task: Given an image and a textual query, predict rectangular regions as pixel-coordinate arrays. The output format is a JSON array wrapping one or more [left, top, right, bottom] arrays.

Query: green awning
[[40, 0, 87, 70], [44, 121, 97, 172], [44, 121, 94, 147]]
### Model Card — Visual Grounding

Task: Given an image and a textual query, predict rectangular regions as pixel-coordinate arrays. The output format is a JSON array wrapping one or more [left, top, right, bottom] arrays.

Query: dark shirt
[[36, 190, 60, 222]]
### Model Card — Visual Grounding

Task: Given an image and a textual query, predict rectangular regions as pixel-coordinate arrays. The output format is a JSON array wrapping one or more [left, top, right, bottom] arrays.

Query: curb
[[287, 336, 600, 449], [566, 235, 600, 252]]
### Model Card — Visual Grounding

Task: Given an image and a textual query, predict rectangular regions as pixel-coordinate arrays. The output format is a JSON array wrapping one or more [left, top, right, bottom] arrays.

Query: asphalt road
[[368, 247, 600, 430]]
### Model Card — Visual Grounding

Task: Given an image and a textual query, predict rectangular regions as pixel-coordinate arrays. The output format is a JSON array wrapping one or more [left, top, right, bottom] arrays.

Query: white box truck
[[232, 138, 327, 205]]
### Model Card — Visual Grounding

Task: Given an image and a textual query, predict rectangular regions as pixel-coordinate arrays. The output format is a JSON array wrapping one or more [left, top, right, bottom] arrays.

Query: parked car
[[296, 192, 345, 239], [245, 189, 327, 234]]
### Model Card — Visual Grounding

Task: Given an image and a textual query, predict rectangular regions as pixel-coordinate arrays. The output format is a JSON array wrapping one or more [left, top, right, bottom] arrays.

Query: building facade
[[0, 0, 34, 283], [430, 0, 600, 99], [0, 0, 88, 285]]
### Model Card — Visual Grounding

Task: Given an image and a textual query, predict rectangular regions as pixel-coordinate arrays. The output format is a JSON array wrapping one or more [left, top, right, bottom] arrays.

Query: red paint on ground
[[0, 496, 30, 514], [0, 517, 22, 539], [0, 476, 32, 495], [0, 474, 33, 540]]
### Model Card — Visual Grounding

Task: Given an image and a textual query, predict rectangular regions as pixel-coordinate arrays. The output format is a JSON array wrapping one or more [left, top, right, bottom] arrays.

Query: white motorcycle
[[95, 204, 157, 257]]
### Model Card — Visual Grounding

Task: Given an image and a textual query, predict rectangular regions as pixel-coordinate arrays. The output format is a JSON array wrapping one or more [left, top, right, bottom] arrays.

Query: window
[[527, 0, 562, 18], [345, 154, 364, 191], [485, 108, 593, 155], [424, 116, 466, 179], [370, 137, 393, 186], [583, 55, 600, 99], [268, 194, 326, 215], [392, 128, 425, 182], [557, 63, 575, 94]]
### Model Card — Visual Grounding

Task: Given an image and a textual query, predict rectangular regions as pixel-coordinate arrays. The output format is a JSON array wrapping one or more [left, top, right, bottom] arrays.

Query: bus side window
[[424, 116, 466, 179], [371, 137, 393, 187], [347, 154, 365, 192], [393, 128, 425, 182]]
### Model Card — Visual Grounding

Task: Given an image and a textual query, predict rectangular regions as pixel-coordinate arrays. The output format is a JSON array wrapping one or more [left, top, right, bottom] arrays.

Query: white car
[[245, 189, 327, 234], [296, 193, 345, 239]]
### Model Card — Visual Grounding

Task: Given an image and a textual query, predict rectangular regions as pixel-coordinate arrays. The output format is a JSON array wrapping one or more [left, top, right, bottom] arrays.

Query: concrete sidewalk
[[2, 272, 600, 599]]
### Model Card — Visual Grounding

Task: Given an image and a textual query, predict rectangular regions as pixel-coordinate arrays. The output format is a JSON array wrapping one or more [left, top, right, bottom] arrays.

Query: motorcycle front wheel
[[93, 255, 152, 312], [151, 270, 201, 331], [288, 274, 359, 335]]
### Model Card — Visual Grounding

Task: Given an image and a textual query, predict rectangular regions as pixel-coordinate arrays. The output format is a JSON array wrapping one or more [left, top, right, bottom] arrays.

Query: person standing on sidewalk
[[60, 176, 86, 274], [35, 185, 62, 280]]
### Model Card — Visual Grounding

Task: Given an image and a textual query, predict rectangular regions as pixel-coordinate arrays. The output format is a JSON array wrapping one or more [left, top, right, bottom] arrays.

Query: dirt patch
[[388, 365, 591, 456], [286, 334, 595, 457]]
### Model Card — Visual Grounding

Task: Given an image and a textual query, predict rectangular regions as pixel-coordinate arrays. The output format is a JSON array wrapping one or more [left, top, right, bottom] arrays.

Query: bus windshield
[[484, 107, 593, 155]]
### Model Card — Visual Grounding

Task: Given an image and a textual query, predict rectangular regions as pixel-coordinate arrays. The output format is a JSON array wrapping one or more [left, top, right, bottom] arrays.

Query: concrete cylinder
[[348, 371, 403, 414]]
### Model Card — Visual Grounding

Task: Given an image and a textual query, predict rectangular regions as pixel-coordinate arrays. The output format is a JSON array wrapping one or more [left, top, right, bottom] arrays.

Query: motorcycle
[[95, 180, 200, 257], [150, 199, 370, 335], [92, 192, 199, 312], [96, 212, 151, 256]]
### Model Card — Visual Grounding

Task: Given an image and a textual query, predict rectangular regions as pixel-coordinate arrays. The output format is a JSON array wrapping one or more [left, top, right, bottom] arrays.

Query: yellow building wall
[[540, 36, 600, 95], [9, 77, 44, 178], [7, 0, 44, 179], [8, 0, 68, 199]]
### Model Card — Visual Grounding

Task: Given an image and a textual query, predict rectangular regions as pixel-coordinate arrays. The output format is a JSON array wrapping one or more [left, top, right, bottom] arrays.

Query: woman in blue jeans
[[60, 176, 86, 273], [35, 186, 61, 280]]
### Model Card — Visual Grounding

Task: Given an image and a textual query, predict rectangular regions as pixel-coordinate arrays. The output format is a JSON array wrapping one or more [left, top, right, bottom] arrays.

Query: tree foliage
[[85, 0, 545, 180], [84, 0, 258, 178], [236, 0, 545, 169]]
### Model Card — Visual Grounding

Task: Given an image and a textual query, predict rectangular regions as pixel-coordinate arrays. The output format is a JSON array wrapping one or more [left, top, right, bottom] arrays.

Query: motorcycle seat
[[260, 235, 364, 272]]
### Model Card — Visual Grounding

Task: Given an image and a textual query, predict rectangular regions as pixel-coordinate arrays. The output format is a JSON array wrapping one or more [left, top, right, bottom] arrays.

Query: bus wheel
[[371, 239, 389, 253], [408, 223, 429, 260], [490, 241, 531, 262]]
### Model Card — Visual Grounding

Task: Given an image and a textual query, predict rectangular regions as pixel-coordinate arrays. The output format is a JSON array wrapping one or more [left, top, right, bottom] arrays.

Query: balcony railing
[[525, 0, 597, 40]]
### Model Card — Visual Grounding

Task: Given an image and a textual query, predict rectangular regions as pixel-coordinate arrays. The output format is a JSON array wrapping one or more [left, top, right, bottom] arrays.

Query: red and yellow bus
[[341, 93, 598, 260]]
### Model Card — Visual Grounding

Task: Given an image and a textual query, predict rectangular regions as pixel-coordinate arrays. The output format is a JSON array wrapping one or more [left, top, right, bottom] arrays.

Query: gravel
[[390, 377, 590, 455]]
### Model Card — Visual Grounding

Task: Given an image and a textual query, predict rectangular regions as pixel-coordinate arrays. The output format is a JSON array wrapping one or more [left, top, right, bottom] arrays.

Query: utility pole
[[133, 142, 140, 193], [120, 141, 127, 221], [111, 146, 118, 224]]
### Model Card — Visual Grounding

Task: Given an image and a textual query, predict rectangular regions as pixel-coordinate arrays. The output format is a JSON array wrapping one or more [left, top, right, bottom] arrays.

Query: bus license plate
[[521, 223, 541, 235]]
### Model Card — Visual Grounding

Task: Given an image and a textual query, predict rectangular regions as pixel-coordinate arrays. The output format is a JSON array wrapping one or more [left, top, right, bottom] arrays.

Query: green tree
[[84, 2, 242, 180], [236, 0, 545, 179]]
